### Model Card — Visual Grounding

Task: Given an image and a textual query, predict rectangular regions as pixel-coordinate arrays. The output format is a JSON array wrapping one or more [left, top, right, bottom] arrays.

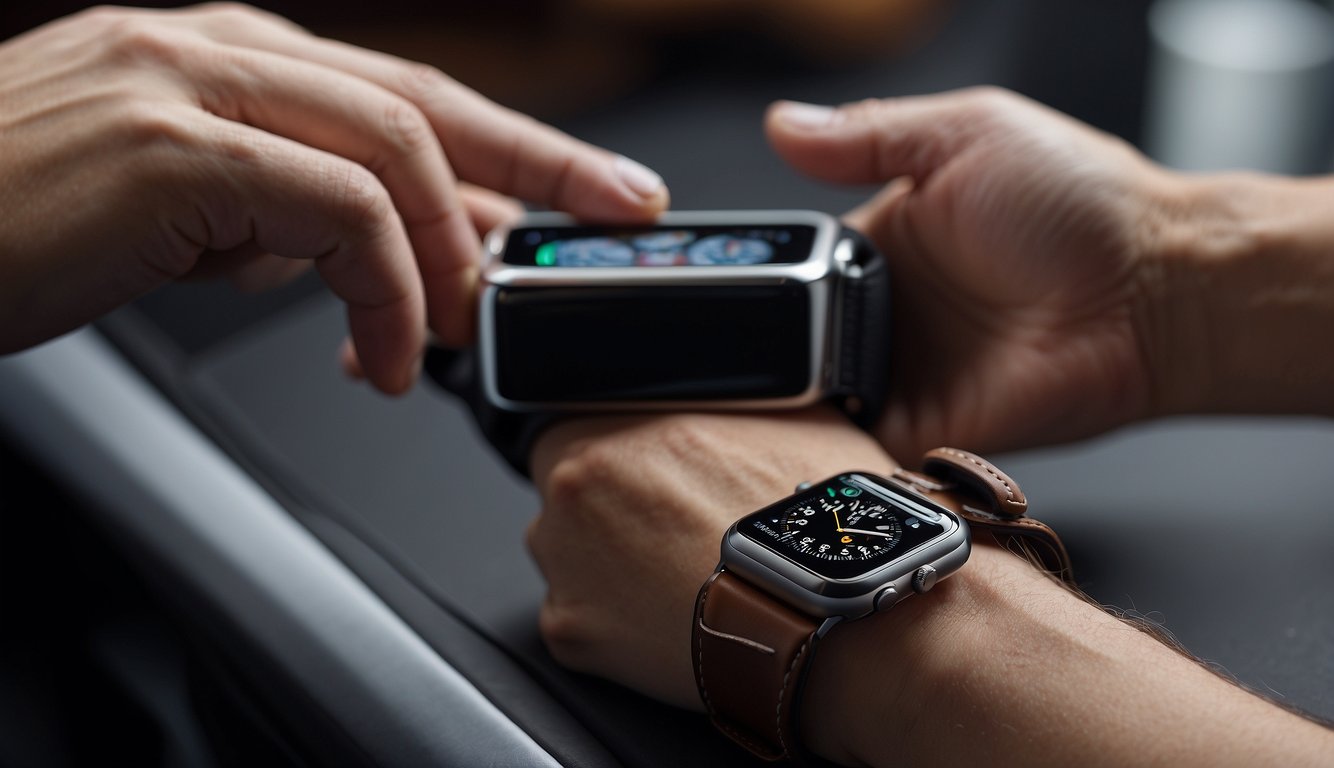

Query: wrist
[[1135, 171, 1334, 416], [800, 542, 1068, 766], [803, 538, 1334, 768]]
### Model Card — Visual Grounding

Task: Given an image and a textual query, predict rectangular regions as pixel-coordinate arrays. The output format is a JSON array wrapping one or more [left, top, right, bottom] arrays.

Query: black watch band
[[423, 344, 557, 477], [831, 226, 890, 430], [425, 226, 890, 477]]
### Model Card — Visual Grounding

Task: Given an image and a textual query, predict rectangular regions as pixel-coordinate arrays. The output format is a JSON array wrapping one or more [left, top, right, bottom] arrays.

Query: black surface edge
[[0, 427, 372, 768]]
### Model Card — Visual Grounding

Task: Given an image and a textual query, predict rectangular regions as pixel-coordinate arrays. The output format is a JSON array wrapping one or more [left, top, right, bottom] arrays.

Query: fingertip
[[345, 303, 425, 397], [764, 100, 874, 185], [767, 101, 843, 135], [608, 155, 670, 220], [339, 337, 366, 380], [425, 264, 479, 348], [370, 354, 419, 397]]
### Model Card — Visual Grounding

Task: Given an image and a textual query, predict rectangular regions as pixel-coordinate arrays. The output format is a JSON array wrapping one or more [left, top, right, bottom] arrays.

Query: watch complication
[[693, 449, 1077, 763], [476, 210, 890, 425]]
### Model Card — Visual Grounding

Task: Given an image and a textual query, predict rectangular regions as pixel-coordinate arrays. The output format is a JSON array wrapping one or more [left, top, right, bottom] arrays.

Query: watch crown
[[912, 565, 939, 594]]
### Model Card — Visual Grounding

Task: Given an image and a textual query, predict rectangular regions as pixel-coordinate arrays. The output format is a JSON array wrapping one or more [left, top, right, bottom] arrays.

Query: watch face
[[738, 474, 949, 580]]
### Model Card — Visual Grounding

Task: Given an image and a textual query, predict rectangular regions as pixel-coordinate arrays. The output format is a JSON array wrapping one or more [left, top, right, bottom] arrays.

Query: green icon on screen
[[841, 487, 861, 497], [536, 242, 557, 266]]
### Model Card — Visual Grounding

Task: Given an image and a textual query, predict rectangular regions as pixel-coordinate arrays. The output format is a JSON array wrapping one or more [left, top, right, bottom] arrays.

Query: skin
[[528, 411, 1334, 767], [764, 88, 1334, 458], [527, 88, 1334, 764], [0, 3, 669, 393]]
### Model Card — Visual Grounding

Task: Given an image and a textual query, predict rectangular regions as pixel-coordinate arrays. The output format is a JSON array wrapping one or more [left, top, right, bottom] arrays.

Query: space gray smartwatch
[[694, 448, 1075, 763], [425, 210, 890, 475]]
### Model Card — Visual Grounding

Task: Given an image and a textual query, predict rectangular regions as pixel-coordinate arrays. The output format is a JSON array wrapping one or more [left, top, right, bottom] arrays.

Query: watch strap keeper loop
[[895, 448, 1075, 585]]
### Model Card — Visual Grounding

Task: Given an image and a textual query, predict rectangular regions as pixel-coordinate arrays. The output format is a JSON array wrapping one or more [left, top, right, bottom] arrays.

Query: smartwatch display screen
[[738, 474, 947, 580], [492, 283, 811, 402], [502, 224, 818, 267]]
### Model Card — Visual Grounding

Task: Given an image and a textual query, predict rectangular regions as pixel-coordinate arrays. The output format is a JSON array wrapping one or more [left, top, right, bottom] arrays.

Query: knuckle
[[958, 85, 1020, 120], [102, 20, 190, 68], [396, 63, 457, 105], [194, 2, 266, 26], [537, 604, 592, 669], [77, 5, 131, 26], [837, 96, 890, 127], [322, 163, 393, 236], [114, 102, 196, 149], [380, 98, 436, 159], [541, 434, 627, 512], [541, 452, 600, 512]]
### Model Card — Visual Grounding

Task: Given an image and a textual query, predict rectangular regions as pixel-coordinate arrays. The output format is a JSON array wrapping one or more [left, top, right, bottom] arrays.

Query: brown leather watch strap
[[693, 570, 824, 761], [895, 447, 1075, 586], [693, 447, 1076, 763]]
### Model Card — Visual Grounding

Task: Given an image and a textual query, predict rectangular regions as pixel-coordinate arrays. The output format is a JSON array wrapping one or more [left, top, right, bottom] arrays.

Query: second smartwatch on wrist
[[693, 448, 1074, 763], [426, 210, 890, 476], [479, 210, 889, 424]]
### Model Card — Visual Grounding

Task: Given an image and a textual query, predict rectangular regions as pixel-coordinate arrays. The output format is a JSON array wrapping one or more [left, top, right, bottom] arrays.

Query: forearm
[[802, 544, 1334, 767], [1140, 172, 1334, 417]]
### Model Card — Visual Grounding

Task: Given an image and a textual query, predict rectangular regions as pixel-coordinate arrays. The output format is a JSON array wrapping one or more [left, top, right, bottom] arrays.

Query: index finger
[[167, 5, 671, 221]]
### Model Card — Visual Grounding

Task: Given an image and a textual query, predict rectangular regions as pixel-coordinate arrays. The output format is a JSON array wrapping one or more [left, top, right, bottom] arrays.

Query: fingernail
[[615, 155, 665, 200], [776, 101, 842, 130]]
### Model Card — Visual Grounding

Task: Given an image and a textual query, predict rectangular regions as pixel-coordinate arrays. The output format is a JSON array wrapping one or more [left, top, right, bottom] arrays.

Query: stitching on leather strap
[[775, 636, 811, 758], [697, 617, 776, 655], [696, 581, 715, 719], [696, 579, 785, 760], [938, 447, 1020, 506]]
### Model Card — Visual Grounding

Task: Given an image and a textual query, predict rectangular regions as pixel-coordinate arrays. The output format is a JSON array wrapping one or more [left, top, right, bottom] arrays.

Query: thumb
[[765, 87, 1016, 186]]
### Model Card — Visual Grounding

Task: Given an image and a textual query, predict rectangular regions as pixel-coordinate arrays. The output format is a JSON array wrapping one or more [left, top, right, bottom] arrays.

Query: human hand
[[767, 88, 1180, 457], [527, 407, 1334, 768], [0, 3, 668, 393], [526, 407, 894, 711]]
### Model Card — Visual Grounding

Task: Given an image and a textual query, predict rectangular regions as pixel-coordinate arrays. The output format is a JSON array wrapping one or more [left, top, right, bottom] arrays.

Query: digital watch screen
[[502, 224, 818, 268]]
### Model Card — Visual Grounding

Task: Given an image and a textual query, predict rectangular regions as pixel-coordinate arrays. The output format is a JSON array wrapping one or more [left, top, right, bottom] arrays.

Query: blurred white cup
[[1144, 0, 1334, 174]]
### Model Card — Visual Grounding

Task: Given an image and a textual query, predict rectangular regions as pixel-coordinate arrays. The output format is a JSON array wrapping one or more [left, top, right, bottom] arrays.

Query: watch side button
[[912, 565, 938, 594], [874, 586, 900, 611]]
